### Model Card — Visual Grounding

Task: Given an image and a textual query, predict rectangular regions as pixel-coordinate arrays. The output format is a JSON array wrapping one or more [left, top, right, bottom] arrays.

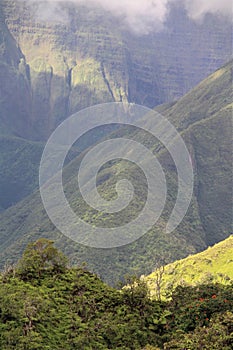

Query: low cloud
[[21, 0, 232, 34], [182, 0, 232, 20]]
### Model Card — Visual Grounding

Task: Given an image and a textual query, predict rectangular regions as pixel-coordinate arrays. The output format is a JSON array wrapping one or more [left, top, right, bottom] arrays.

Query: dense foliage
[[0, 240, 232, 349]]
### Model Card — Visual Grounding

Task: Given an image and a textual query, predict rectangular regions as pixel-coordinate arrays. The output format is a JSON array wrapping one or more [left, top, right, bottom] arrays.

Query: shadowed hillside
[[0, 9, 31, 137]]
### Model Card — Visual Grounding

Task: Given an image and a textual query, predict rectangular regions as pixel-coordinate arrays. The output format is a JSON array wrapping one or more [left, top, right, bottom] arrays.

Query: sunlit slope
[[146, 235, 233, 298]]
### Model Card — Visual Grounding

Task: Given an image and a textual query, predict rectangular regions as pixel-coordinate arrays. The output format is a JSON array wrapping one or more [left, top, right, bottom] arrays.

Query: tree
[[154, 264, 165, 301], [16, 238, 68, 280]]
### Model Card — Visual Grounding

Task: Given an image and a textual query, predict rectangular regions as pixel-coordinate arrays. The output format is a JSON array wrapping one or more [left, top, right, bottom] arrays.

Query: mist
[[22, 0, 232, 34], [182, 0, 232, 20]]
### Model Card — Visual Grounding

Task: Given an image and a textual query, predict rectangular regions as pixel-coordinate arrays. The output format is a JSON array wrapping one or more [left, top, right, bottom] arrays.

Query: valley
[[0, 1, 232, 347]]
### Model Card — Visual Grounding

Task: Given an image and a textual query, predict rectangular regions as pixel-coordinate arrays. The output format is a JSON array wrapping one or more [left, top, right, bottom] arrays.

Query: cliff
[[1, 0, 232, 140]]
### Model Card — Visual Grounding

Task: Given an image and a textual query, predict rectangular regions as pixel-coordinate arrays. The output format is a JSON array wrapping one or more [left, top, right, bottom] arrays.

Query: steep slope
[[164, 60, 233, 245], [0, 135, 44, 210], [0, 8, 31, 138], [146, 235, 233, 299], [0, 12, 43, 209], [0, 62, 231, 284], [1, 0, 232, 140]]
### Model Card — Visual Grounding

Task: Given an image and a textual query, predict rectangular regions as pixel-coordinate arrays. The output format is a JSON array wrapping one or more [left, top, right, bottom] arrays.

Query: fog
[[22, 0, 232, 34]]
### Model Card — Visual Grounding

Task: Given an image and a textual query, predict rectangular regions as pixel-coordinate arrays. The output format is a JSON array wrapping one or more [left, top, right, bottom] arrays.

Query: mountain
[[0, 0, 232, 213], [0, 60, 232, 285], [145, 235, 233, 299], [1, 0, 232, 140], [0, 2, 232, 347], [0, 8, 31, 138], [159, 60, 233, 246], [0, 14, 44, 209], [0, 0, 231, 211], [0, 135, 44, 210]]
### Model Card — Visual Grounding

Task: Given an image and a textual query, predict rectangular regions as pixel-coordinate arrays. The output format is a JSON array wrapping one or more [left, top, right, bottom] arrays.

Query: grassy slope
[[146, 235, 233, 298], [0, 62, 232, 285]]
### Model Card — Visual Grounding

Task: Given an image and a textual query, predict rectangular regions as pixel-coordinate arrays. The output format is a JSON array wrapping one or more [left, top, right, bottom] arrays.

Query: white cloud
[[22, 0, 232, 34], [87, 0, 170, 34], [182, 0, 232, 20]]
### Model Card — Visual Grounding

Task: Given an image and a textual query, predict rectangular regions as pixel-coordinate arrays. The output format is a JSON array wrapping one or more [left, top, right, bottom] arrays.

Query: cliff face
[[1, 0, 232, 140], [0, 8, 31, 138]]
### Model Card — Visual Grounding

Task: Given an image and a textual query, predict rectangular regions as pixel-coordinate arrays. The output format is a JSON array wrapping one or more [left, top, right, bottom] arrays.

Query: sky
[[23, 0, 232, 34]]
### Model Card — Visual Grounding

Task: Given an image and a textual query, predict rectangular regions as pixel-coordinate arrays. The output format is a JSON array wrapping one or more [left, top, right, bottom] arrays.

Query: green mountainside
[[0, 135, 43, 210], [0, 133, 81, 211], [0, 239, 232, 349], [1, 0, 232, 140], [161, 60, 233, 246], [0, 1, 231, 215], [0, 3, 232, 347], [0, 61, 232, 285], [146, 235, 233, 299]]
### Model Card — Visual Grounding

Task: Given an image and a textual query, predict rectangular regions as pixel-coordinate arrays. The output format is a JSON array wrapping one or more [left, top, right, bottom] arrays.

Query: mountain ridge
[[0, 60, 232, 284]]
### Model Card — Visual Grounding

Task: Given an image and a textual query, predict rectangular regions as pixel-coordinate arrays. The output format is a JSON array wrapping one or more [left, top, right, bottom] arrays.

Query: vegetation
[[0, 61, 232, 285], [0, 3, 232, 347], [0, 136, 43, 210], [0, 239, 232, 349], [146, 236, 233, 299], [0, 0, 232, 289]]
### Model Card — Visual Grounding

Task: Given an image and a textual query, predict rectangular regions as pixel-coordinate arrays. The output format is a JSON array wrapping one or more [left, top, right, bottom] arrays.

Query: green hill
[[0, 61, 232, 285], [146, 235, 233, 299]]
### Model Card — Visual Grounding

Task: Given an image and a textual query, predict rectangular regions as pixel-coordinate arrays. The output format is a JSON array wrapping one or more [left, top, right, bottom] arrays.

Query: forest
[[0, 239, 232, 349]]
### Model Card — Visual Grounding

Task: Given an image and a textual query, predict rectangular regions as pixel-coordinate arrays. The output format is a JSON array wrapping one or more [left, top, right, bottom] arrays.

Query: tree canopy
[[0, 239, 232, 349]]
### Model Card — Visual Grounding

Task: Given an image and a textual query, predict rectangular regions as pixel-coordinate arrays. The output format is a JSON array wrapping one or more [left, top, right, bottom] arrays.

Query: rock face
[[1, 0, 232, 140], [0, 8, 31, 138]]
